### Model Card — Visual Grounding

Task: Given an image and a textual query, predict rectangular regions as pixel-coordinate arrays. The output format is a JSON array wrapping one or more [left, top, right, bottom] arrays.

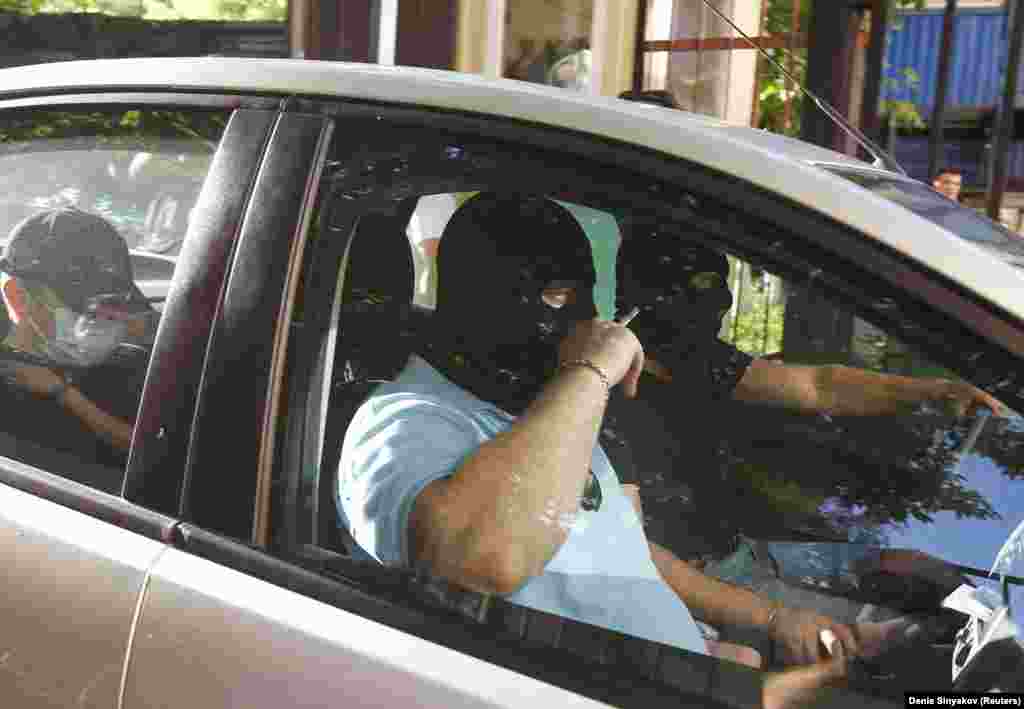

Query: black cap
[[1, 208, 146, 312]]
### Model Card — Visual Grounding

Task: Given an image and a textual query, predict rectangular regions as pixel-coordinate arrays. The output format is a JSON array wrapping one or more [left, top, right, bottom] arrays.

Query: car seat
[[317, 200, 418, 554]]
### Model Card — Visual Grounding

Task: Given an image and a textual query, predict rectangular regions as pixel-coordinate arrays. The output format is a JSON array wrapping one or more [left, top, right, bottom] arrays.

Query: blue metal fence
[[882, 8, 1012, 111], [890, 135, 1024, 188]]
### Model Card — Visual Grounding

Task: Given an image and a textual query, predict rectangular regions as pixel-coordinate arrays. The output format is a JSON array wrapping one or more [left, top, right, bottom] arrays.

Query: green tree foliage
[[757, 0, 927, 136], [0, 0, 174, 15], [215, 0, 285, 22], [711, 259, 1017, 542], [0, 0, 282, 21], [722, 260, 785, 357]]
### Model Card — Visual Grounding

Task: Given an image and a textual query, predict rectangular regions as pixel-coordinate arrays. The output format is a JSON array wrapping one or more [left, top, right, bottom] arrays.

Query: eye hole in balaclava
[[426, 192, 598, 413], [615, 228, 732, 357]]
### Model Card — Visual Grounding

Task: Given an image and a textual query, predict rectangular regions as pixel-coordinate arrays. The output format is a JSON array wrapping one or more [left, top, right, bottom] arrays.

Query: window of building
[[503, 0, 594, 91]]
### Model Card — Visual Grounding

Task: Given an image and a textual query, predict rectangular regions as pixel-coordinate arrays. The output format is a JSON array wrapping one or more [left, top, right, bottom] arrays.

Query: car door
[[121, 106, 633, 709], [0, 94, 275, 707], [122, 93, 1001, 708]]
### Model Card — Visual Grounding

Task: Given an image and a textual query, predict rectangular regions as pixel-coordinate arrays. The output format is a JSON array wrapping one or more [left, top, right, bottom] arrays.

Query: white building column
[[724, 0, 762, 125]]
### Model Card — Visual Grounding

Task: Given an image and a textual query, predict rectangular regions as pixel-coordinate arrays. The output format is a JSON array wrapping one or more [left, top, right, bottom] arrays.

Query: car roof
[[3, 57, 1024, 319]]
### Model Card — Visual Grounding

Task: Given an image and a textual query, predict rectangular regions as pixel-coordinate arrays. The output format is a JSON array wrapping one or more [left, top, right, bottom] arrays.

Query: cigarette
[[618, 306, 640, 326], [819, 629, 838, 657]]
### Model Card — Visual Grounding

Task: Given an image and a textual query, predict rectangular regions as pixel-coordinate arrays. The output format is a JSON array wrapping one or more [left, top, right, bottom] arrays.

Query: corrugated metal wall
[[891, 136, 1024, 187], [882, 8, 1014, 110]]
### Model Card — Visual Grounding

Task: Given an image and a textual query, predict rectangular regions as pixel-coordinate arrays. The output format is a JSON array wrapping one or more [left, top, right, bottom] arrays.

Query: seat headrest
[[342, 199, 417, 308]]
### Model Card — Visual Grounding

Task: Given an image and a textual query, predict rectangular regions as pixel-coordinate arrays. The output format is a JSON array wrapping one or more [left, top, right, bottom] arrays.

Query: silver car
[[0, 57, 1021, 709]]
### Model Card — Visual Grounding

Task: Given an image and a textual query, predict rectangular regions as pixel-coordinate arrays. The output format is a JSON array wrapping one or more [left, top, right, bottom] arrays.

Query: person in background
[[932, 167, 963, 202], [0, 208, 156, 464]]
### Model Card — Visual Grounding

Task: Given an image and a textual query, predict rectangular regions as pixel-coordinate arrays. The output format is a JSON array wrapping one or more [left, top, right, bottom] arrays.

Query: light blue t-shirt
[[337, 355, 708, 656]]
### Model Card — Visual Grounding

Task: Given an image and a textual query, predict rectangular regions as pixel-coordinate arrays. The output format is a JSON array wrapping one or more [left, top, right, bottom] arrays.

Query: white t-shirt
[[338, 355, 708, 655]]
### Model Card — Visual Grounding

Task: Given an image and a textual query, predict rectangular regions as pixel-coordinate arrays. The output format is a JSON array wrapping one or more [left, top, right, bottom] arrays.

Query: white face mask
[[5, 279, 129, 368], [58, 309, 128, 367]]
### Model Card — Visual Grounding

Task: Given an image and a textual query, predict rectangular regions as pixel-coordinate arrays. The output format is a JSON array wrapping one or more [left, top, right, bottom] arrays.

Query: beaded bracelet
[[558, 359, 611, 399]]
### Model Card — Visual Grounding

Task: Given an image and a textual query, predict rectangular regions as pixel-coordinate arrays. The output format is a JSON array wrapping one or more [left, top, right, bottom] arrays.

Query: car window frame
[[180, 108, 333, 542], [255, 98, 1024, 709]]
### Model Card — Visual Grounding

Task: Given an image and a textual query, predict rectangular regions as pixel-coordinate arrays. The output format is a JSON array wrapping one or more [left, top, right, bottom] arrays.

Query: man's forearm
[[63, 385, 133, 452], [737, 361, 979, 417], [413, 366, 608, 593], [649, 541, 775, 633], [815, 365, 943, 417]]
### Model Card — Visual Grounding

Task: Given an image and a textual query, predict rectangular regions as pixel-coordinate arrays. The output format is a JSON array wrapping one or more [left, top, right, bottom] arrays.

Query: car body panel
[[124, 547, 611, 709], [0, 480, 164, 708], [2, 58, 1023, 323]]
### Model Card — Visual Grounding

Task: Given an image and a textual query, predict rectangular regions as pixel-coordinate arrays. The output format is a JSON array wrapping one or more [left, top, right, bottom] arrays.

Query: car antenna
[[698, 0, 907, 175]]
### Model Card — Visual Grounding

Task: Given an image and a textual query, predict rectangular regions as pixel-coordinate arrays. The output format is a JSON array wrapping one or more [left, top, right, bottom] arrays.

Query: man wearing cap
[[0, 208, 156, 466]]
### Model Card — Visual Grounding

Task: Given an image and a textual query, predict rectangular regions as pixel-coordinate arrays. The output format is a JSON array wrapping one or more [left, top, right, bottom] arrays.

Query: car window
[[273, 117, 1024, 705], [642, 252, 1023, 603], [0, 106, 228, 493]]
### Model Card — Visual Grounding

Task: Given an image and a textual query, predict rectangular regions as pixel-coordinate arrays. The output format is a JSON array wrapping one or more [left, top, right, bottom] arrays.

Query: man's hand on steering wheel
[[769, 606, 860, 666]]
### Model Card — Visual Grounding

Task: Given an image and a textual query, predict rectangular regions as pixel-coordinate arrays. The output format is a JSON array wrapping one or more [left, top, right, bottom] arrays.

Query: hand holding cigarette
[[617, 306, 640, 326], [819, 629, 838, 657]]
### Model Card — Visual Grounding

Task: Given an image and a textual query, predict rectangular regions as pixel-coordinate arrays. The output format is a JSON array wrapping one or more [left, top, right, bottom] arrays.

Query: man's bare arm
[[649, 540, 779, 635], [5, 363, 133, 451], [648, 540, 860, 666], [409, 320, 644, 595], [733, 359, 1004, 417], [62, 384, 133, 452]]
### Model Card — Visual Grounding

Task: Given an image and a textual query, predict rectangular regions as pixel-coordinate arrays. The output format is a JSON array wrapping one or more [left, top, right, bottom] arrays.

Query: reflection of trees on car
[[0, 108, 225, 146], [0, 109, 223, 246], [715, 409, 1012, 538], [698, 260, 1017, 545]]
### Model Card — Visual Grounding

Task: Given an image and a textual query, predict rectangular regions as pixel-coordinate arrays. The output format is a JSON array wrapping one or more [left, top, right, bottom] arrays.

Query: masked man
[[0, 208, 156, 464], [339, 193, 858, 709], [607, 229, 999, 672]]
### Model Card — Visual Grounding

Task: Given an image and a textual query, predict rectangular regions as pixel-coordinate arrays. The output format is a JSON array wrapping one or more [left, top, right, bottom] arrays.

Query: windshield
[[824, 167, 1024, 263]]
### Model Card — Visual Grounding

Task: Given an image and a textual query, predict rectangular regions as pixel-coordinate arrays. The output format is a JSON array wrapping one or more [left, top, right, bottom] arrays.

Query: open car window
[[272, 114, 1024, 706]]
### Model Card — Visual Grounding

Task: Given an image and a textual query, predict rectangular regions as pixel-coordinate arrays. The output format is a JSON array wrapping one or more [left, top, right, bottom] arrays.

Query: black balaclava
[[421, 193, 597, 414], [615, 228, 733, 366]]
